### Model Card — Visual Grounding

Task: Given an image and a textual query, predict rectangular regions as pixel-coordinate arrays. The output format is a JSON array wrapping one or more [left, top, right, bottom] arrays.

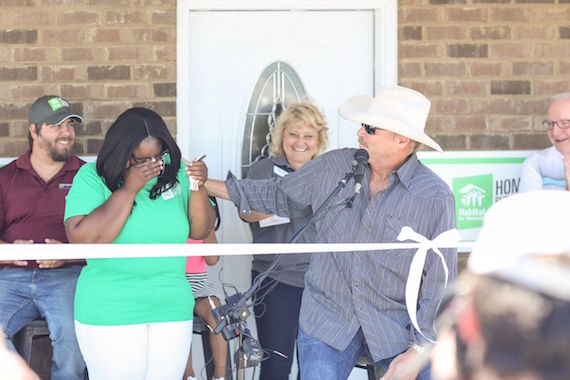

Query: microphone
[[352, 149, 369, 194]]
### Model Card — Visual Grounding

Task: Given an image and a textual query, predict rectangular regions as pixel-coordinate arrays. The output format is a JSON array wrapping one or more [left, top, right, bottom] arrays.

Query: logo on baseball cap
[[28, 95, 83, 126]]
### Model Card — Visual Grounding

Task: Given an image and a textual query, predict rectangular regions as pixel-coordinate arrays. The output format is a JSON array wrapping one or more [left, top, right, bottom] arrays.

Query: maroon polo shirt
[[0, 150, 85, 268]]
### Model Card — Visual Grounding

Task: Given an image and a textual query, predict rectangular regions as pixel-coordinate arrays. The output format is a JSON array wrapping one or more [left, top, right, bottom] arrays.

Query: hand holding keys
[[186, 154, 207, 191]]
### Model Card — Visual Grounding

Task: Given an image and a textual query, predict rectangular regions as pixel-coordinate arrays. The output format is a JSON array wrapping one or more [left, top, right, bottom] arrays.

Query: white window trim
[[176, 0, 398, 153]]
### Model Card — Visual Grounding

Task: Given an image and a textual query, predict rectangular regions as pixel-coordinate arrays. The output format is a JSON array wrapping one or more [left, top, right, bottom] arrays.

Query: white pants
[[75, 320, 193, 380]]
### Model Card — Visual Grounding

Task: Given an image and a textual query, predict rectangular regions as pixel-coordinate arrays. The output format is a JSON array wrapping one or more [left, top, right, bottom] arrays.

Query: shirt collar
[[552, 146, 564, 158], [394, 153, 420, 190], [15, 150, 84, 175], [270, 155, 295, 173], [15, 150, 33, 171]]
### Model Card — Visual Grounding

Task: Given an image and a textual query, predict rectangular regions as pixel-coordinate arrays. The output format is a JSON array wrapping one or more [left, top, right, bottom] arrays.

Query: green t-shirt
[[64, 161, 194, 325]]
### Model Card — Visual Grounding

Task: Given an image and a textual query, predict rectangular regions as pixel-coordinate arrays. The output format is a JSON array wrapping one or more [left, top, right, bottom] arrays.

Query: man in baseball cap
[[27, 95, 83, 157], [28, 95, 83, 126], [0, 95, 86, 378]]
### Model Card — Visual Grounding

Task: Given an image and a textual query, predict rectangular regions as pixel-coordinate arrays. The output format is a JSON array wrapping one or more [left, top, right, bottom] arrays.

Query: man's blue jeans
[[0, 266, 86, 380], [298, 328, 431, 380]]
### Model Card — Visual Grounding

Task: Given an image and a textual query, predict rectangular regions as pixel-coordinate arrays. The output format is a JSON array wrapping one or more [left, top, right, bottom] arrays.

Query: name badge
[[161, 183, 181, 200], [58, 183, 72, 190], [161, 189, 174, 200], [273, 166, 289, 177]]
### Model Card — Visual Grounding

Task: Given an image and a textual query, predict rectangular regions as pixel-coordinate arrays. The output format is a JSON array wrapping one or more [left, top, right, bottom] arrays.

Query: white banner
[[419, 150, 534, 242]]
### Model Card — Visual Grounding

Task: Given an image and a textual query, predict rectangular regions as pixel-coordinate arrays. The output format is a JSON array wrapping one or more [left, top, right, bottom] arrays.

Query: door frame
[[176, 0, 398, 155]]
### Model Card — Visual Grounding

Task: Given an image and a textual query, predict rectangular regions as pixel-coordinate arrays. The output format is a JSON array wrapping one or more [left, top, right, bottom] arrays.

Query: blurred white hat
[[469, 190, 570, 300]]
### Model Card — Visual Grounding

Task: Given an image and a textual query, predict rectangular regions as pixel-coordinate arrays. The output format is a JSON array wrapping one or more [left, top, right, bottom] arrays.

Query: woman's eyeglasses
[[362, 123, 379, 135], [132, 150, 170, 177], [131, 150, 170, 164]]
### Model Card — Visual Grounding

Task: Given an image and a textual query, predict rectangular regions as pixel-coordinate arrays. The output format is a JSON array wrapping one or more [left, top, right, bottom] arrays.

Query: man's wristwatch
[[409, 341, 426, 354]]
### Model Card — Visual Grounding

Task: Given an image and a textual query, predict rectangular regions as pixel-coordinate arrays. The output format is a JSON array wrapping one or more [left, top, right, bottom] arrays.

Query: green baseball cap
[[28, 95, 83, 126]]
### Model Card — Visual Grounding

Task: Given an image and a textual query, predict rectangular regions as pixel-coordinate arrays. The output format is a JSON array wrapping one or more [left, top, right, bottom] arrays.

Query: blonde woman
[[243, 102, 328, 380]]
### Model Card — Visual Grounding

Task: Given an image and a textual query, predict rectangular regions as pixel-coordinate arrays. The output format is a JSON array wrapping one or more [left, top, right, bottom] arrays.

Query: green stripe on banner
[[420, 157, 526, 165]]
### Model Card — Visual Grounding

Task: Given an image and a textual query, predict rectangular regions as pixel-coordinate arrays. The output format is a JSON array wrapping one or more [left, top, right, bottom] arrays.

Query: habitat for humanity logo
[[460, 184, 486, 207], [452, 174, 493, 230]]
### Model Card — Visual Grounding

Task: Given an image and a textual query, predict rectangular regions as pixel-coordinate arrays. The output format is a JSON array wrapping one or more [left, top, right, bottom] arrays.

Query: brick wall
[[1, 1, 568, 157], [0, 0, 176, 156], [400, 0, 570, 150]]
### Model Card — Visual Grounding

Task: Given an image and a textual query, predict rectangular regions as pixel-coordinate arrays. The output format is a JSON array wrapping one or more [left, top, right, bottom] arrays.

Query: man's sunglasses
[[362, 123, 379, 135]]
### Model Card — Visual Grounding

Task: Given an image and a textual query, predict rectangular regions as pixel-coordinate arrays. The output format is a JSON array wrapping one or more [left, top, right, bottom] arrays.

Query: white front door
[[179, 9, 388, 243], [177, 3, 397, 379]]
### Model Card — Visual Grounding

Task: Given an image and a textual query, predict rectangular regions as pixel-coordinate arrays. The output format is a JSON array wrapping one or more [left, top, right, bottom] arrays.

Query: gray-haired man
[[520, 92, 570, 192]]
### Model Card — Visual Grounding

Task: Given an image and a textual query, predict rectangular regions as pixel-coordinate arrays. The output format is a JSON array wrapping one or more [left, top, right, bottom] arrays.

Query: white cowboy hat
[[469, 191, 570, 300], [338, 85, 442, 152]]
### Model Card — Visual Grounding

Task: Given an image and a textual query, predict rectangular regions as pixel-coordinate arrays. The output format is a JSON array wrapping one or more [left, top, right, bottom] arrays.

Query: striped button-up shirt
[[226, 148, 457, 361]]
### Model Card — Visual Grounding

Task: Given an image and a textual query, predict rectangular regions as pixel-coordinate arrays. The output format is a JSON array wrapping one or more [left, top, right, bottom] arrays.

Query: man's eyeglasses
[[543, 119, 570, 130], [132, 149, 170, 164], [362, 123, 379, 135]]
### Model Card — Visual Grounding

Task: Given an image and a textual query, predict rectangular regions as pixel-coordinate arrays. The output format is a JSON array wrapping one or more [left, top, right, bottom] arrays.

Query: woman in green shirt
[[64, 107, 215, 380]]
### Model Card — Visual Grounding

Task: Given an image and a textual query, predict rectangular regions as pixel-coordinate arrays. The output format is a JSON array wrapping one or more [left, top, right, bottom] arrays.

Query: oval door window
[[241, 61, 306, 178]]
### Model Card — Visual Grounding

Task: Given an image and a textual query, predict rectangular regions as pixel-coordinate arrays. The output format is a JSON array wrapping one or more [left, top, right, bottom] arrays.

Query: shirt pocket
[[382, 213, 422, 259]]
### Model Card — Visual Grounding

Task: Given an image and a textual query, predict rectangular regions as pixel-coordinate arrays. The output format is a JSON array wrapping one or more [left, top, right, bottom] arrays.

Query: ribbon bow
[[397, 226, 461, 342]]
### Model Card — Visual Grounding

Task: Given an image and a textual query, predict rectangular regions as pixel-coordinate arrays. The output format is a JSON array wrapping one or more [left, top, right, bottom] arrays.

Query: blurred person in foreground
[[206, 86, 456, 380], [64, 107, 215, 379], [0, 95, 86, 379], [519, 93, 570, 192], [0, 327, 39, 380], [432, 191, 570, 380]]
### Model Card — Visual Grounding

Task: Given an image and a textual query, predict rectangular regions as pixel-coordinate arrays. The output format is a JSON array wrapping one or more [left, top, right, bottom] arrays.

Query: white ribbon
[[2, 227, 467, 342], [0, 240, 474, 260], [397, 226, 462, 343]]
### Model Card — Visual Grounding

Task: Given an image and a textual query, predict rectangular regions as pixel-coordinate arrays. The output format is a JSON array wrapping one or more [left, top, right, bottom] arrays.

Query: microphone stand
[[212, 170, 355, 380]]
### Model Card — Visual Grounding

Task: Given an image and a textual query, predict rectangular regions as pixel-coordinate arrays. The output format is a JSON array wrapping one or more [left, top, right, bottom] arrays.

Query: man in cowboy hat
[[0, 95, 86, 379], [432, 191, 570, 380], [205, 85, 456, 379]]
